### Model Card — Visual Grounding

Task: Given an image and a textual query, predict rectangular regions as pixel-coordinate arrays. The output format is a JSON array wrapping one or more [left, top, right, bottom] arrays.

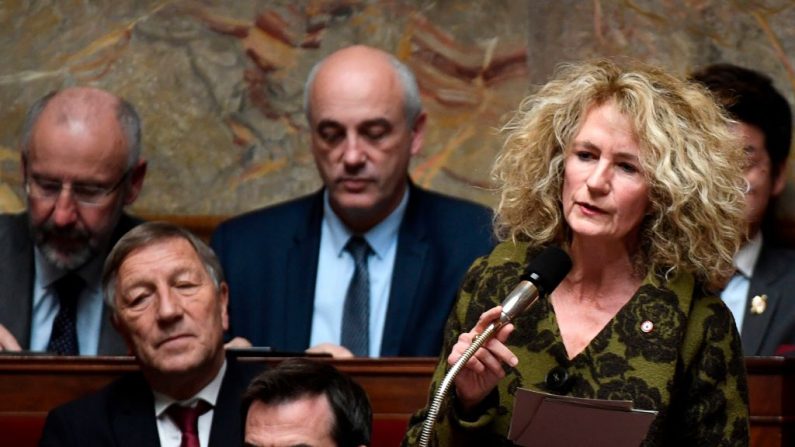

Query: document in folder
[[508, 388, 657, 447]]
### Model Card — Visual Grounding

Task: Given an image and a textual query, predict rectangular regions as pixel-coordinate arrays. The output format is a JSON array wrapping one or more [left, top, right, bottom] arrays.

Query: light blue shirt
[[310, 189, 409, 357], [720, 232, 763, 334], [30, 248, 105, 355]]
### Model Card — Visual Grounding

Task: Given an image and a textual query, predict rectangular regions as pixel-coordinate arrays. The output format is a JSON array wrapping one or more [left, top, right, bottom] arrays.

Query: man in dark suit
[[0, 87, 147, 355], [693, 64, 795, 356], [40, 222, 258, 447], [211, 45, 494, 357]]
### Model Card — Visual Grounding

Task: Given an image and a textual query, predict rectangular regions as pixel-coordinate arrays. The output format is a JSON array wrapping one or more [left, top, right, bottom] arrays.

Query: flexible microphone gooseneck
[[418, 246, 572, 447]]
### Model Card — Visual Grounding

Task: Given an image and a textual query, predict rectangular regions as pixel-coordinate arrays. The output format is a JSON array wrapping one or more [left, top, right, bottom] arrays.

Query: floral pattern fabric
[[403, 241, 749, 447]]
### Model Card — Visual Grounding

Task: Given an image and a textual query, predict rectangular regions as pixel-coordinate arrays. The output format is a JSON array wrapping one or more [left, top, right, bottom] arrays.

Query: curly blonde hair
[[493, 59, 746, 289]]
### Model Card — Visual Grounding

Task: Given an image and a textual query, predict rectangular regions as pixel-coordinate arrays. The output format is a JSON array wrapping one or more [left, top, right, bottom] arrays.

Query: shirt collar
[[322, 188, 409, 260], [734, 232, 764, 278], [153, 359, 227, 417]]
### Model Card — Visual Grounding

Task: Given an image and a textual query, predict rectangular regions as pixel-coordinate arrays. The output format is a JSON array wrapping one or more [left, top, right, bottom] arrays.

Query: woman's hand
[[450, 306, 518, 412]]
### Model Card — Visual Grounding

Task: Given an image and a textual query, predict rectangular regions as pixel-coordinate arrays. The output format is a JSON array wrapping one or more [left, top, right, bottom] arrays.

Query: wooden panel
[[0, 356, 790, 447], [0, 356, 137, 412], [746, 357, 795, 446]]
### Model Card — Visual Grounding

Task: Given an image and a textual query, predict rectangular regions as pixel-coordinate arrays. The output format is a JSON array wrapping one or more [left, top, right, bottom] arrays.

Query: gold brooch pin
[[750, 294, 767, 315]]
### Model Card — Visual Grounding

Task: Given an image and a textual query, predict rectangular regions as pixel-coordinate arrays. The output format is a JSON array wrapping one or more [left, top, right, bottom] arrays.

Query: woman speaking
[[404, 59, 749, 446]]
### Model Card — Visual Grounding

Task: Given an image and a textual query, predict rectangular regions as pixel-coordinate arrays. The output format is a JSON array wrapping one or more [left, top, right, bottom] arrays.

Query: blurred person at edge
[[243, 358, 372, 447], [403, 59, 749, 446], [692, 63, 795, 356]]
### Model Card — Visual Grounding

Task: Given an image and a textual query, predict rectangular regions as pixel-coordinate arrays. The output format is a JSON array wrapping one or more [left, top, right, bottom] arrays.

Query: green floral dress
[[403, 242, 749, 447]]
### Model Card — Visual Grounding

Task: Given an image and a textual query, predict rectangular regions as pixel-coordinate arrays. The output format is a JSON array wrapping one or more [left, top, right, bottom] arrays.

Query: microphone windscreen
[[524, 246, 572, 294]]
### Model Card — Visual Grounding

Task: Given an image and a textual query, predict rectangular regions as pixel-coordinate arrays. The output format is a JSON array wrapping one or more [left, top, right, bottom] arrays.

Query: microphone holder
[[419, 278, 543, 447], [419, 260, 571, 447], [417, 319, 509, 447]]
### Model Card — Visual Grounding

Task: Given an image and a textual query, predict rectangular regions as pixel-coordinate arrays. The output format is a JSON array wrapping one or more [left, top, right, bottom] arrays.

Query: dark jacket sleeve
[[39, 407, 79, 447]]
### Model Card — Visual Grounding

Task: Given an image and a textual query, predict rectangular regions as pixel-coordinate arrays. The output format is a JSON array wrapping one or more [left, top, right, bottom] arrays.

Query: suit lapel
[[742, 247, 785, 355], [0, 213, 35, 348], [283, 191, 324, 352], [380, 186, 429, 356], [108, 362, 252, 447], [111, 374, 160, 447], [208, 359, 257, 446]]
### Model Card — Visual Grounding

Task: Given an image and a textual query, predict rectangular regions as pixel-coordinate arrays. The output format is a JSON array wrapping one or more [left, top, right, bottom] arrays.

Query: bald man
[[0, 87, 147, 354], [212, 45, 494, 358]]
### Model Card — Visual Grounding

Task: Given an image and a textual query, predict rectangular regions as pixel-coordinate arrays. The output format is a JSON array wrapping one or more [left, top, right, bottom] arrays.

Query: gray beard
[[27, 189, 126, 271], [32, 223, 97, 271], [39, 239, 94, 270]]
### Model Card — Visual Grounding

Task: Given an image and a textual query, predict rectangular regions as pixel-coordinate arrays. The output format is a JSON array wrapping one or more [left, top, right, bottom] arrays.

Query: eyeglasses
[[25, 170, 130, 206]]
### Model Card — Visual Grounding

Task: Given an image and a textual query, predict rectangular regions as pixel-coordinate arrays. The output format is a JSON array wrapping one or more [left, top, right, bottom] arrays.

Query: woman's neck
[[562, 236, 643, 305]]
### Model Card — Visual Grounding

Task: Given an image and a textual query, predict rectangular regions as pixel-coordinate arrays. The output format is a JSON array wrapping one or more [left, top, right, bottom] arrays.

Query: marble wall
[[1, 1, 794, 224]]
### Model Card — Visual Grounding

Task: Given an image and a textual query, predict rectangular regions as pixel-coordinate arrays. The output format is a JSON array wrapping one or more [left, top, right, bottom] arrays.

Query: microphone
[[486, 246, 572, 334], [418, 246, 572, 447]]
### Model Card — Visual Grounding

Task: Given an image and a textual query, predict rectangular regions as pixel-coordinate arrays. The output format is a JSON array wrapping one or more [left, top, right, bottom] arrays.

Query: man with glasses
[[0, 86, 147, 355]]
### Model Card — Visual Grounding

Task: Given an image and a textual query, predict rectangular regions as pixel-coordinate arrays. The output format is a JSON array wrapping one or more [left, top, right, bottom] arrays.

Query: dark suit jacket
[[741, 245, 795, 356], [211, 184, 495, 356], [0, 212, 140, 355], [39, 358, 260, 447]]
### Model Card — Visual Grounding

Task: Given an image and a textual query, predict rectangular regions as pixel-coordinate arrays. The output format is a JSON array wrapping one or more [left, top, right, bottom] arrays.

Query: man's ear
[[409, 112, 427, 157], [772, 162, 788, 198], [219, 282, 230, 332], [124, 159, 147, 206]]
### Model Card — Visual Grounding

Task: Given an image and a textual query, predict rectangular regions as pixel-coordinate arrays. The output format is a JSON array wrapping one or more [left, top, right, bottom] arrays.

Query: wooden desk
[[746, 356, 795, 446], [0, 356, 435, 447], [0, 356, 791, 446]]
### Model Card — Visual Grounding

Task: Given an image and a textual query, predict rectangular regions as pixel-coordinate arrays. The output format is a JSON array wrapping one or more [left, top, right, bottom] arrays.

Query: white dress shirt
[[153, 360, 227, 447], [310, 189, 409, 357]]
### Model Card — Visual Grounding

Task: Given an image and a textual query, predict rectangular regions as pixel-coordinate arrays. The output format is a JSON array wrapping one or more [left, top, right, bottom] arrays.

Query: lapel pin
[[750, 294, 767, 315], [640, 320, 654, 333]]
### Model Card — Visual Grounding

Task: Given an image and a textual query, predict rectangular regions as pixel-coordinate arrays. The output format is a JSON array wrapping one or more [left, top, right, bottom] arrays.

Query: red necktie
[[166, 400, 211, 447]]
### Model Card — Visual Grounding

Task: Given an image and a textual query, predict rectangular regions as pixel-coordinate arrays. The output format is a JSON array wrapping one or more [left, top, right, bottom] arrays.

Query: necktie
[[47, 273, 84, 355], [167, 400, 212, 447], [341, 236, 371, 357]]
